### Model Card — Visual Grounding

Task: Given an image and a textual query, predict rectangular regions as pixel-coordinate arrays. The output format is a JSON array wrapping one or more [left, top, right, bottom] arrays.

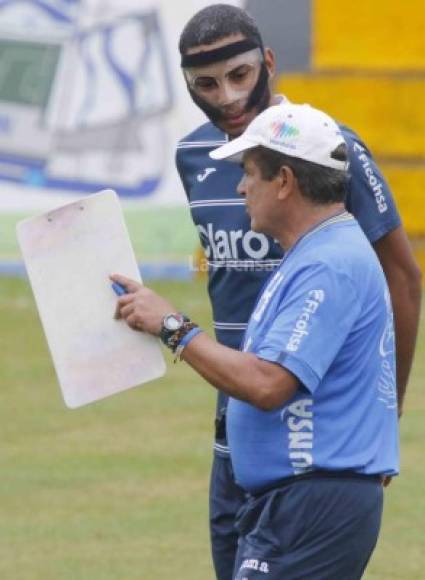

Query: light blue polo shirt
[[226, 212, 399, 493]]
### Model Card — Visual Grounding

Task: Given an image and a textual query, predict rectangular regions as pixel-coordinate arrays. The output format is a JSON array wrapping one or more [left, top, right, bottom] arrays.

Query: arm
[[111, 261, 363, 412], [180, 333, 299, 411], [110, 274, 299, 411], [373, 226, 422, 415]]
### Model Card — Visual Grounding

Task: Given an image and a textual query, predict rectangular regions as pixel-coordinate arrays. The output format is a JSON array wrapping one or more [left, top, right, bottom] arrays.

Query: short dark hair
[[249, 146, 349, 205], [179, 4, 263, 55]]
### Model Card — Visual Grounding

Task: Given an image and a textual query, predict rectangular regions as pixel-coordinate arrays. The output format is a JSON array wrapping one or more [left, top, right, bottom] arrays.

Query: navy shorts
[[233, 474, 383, 580]]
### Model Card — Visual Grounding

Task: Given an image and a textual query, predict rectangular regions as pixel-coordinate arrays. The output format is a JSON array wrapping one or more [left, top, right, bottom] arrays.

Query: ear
[[276, 165, 295, 201], [264, 47, 276, 79]]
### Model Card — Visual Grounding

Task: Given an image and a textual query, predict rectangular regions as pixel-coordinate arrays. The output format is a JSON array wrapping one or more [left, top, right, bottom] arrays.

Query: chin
[[250, 218, 261, 232], [221, 123, 248, 138], [251, 219, 271, 237]]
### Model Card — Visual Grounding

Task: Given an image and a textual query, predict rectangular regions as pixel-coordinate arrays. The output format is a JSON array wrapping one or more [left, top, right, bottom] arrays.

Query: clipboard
[[16, 189, 166, 408]]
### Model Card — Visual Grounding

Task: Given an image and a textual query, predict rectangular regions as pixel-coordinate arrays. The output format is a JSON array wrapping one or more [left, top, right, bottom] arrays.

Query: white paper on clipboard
[[16, 189, 166, 408]]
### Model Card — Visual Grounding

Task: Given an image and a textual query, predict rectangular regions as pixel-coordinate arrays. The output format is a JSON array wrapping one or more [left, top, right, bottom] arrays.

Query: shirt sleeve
[[255, 263, 361, 394], [342, 125, 401, 243]]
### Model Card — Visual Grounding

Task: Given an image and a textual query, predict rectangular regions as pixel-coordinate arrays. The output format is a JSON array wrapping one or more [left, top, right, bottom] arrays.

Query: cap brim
[[209, 136, 258, 162]]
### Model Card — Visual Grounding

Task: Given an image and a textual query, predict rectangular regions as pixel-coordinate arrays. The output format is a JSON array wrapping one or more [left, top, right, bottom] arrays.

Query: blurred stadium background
[[0, 1, 424, 579]]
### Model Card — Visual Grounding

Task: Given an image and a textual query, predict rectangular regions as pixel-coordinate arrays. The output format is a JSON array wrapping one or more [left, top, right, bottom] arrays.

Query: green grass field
[[0, 277, 424, 580]]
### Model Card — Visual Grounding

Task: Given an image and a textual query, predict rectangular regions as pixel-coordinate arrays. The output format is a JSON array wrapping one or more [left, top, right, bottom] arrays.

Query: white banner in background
[[0, 0, 241, 210]]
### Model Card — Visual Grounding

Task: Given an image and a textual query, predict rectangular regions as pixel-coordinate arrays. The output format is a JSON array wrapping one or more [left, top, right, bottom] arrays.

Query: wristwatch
[[159, 312, 188, 344]]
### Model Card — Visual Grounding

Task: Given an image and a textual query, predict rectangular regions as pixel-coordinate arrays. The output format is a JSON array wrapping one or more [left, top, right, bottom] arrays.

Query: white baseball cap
[[210, 103, 347, 170]]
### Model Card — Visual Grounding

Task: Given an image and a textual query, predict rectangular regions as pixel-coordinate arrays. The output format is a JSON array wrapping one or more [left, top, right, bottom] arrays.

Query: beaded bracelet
[[174, 327, 203, 362], [166, 321, 198, 353]]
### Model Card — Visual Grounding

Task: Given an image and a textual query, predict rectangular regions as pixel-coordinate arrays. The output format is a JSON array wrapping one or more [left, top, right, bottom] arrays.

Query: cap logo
[[270, 121, 300, 140]]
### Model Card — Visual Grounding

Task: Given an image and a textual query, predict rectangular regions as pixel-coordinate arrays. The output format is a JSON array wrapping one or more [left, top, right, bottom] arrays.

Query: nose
[[237, 174, 246, 197], [217, 81, 242, 107]]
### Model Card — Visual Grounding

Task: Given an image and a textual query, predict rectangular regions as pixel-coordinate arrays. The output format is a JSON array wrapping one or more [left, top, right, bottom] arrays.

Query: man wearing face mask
[[175, 4, 421, 580]]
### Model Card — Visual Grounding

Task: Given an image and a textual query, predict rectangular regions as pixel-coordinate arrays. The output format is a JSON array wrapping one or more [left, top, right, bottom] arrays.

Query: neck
[[270, 93, 281, 106], [275, 202, 346, 251]]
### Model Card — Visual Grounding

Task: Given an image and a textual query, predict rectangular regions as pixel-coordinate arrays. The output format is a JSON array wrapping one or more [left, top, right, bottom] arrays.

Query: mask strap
[[181, 39, 262, 68]]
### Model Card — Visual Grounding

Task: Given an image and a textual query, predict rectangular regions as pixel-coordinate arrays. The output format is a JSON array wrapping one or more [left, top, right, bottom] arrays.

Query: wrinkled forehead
[[184, 48, 262, 81]]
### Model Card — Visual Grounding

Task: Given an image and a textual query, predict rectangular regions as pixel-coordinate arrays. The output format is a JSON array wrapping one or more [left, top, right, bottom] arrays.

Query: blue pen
[[111, 282, 128, 296]]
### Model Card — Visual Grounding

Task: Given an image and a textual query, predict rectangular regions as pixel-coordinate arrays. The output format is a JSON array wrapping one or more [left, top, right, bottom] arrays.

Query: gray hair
[[249, 146, 349, 205]]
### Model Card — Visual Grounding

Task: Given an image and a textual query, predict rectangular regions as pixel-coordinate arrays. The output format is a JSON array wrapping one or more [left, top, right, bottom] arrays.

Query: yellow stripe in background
[[275, 0, 425, 269], [382, 166, 425, 236], [313, 0, 425, 71], [275, 74, 425, 160]]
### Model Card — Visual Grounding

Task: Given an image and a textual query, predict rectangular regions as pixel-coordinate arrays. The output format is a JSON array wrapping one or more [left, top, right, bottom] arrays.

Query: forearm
[[181, 332, 297, 410], [390, 280, 422, 413], [110, 274, 298, 410]]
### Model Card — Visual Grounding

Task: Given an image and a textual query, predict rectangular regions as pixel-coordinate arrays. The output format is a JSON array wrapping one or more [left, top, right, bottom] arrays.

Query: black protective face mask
[[186, 61, 271, 127], [181, 39, 271, 129]]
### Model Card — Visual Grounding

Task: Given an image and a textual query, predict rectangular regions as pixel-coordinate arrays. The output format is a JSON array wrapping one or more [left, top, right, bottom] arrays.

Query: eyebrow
[[193, 63, 253, 80]]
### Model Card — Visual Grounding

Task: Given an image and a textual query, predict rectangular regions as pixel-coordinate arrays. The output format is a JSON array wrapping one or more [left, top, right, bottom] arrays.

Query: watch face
[[164, 313, 184, 331]]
